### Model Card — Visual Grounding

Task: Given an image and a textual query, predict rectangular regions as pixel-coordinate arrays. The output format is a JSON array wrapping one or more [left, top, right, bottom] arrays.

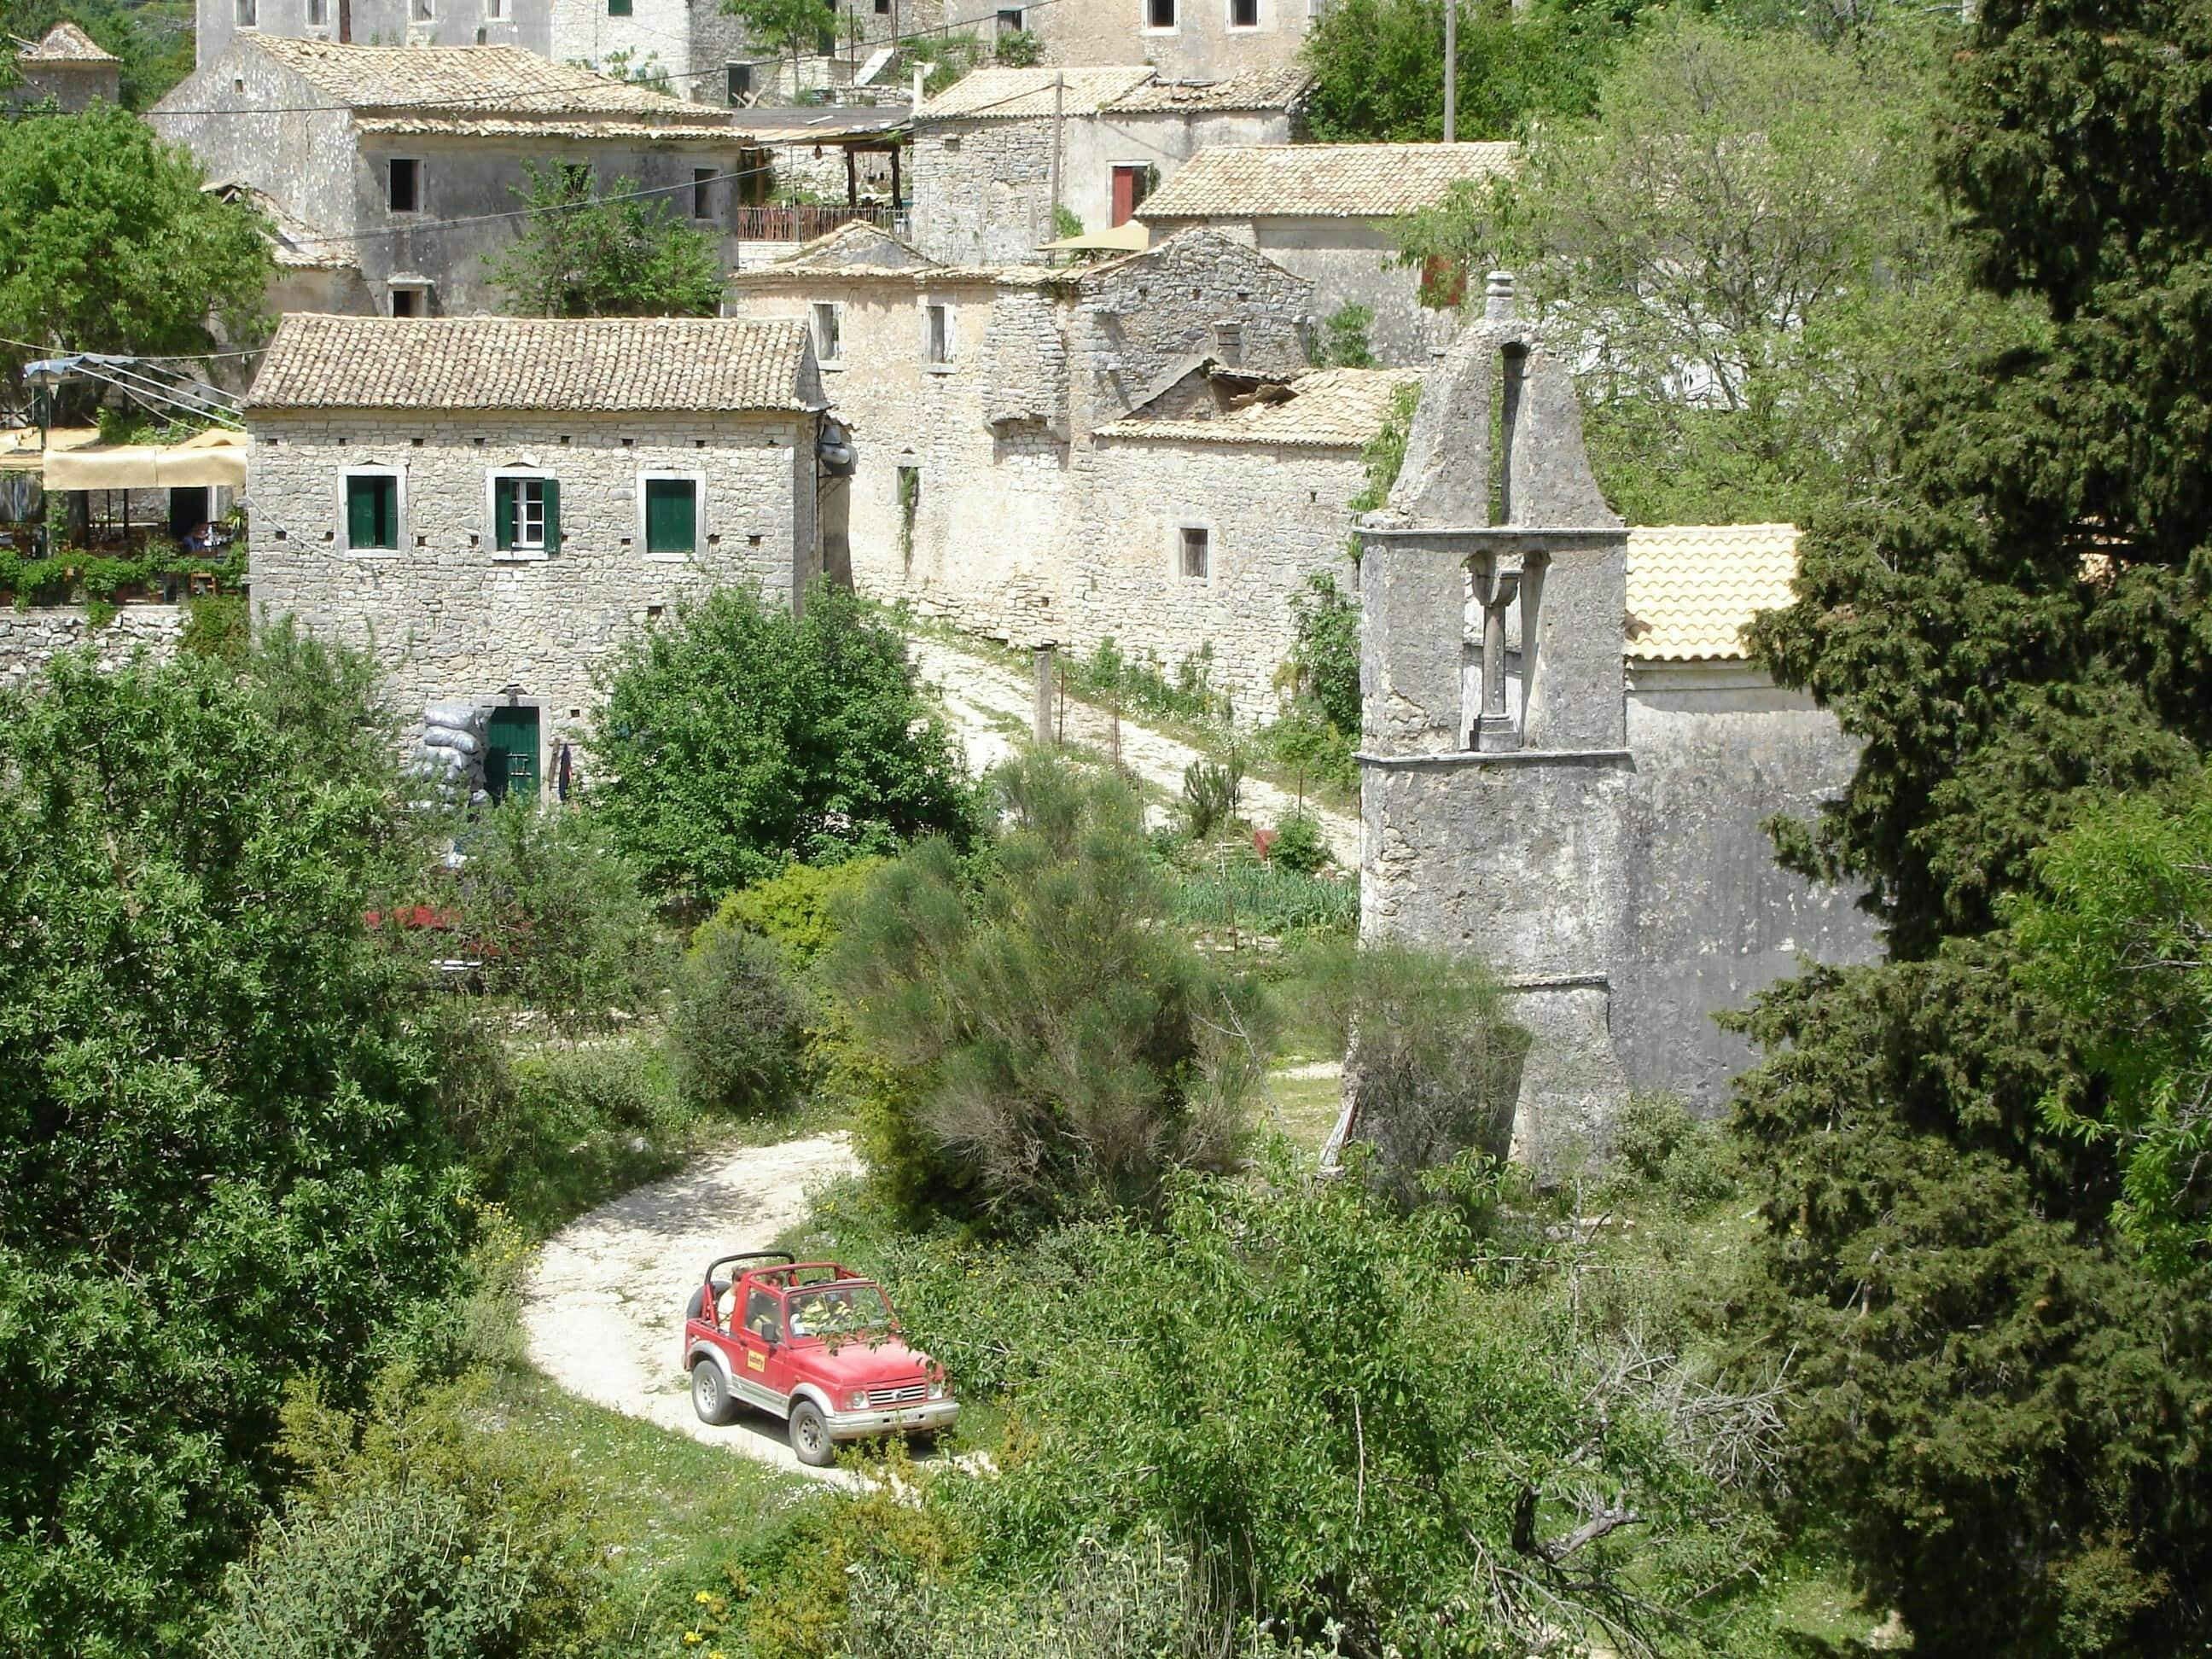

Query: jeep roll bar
[[702, 1250, 795, 1284]]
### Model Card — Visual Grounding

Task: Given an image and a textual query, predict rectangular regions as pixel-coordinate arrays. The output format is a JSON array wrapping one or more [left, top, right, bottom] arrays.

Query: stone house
[[9, 22, 119, 108], [907, 64, 1308, 265], [151, 38, 757, 317], [1014, 0, 1313, 80], [242, 313, 831, 795], [1137, 141, 1521, 365], [1060, 364, 1422, 719], [1356, 287, 1877, 1157], [728, 222, 1316, 677]]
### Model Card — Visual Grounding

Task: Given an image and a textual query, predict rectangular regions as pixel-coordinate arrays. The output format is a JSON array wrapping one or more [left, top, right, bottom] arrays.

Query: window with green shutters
[[493, 474, 560, 554], [344, 473, 399, 550], [643, 476, 696, 555], [607, 0, 631, 15]]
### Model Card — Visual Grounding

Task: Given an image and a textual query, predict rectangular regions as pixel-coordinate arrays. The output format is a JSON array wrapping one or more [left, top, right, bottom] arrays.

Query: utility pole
[[1442, 0, 1457, 143]]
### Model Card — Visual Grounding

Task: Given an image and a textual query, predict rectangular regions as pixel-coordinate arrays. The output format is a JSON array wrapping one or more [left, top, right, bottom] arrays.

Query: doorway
[[485, 705, 540, 802]]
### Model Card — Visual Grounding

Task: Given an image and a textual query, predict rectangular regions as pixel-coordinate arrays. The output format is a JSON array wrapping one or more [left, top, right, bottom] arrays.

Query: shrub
[[1179, 755, 1242, 840], [179, 593, 249, 663], [1289, 938, 1528, 1192], [1279, 573, 1362, 736], [481, 1039, 695, 1235], [204, 1484, 533, 1659], [1604, 1091, 1732, 1211], [592, 582, 978, 905], [696, 856, 887, 968], [995, 28, 1043, 67], [824, 755, 1271, 1227], [668, 925, 808, 1116], [1267, 812, 1330, 876], [1316, 301, 1377, 368], [451, 798, 672, 1033], [1260, 698, 1355, 803]]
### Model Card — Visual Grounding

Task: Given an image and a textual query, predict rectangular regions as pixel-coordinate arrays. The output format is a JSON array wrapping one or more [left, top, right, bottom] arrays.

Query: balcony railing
[[732, 201, 894, 242]]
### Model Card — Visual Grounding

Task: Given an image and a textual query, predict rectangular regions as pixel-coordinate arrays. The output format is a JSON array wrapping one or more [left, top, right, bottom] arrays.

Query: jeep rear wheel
[[691, 1359, 736, 1426], [789, 1399, 834, 1467]]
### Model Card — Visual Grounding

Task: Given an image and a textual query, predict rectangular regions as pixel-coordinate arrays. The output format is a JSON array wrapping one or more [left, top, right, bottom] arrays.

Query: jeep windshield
[[786, 1284, 894, 1342]]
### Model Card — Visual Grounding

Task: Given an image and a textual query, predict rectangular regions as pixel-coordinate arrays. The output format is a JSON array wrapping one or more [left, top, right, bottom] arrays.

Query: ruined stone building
[[1013, 0, 1313, 79], [151, 39, 755, 318], [1357, 284, 1876, 1155], [906, 64, 1308, 265], [731, 221, 1365, 712], [243, 313, 832, 793], [1137, 141, 1521, 366], [9, 22, 119, 108]]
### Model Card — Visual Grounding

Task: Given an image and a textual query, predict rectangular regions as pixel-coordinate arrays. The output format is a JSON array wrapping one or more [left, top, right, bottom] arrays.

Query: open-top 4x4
[[681, 1252, 958, 1467]]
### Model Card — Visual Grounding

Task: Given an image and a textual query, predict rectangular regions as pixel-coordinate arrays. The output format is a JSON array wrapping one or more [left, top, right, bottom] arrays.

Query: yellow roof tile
[[1623, 524, 1800, 661]]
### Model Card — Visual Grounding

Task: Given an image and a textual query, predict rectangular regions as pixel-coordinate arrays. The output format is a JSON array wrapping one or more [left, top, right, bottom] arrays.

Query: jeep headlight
[[848, 1389, 870, 1410]]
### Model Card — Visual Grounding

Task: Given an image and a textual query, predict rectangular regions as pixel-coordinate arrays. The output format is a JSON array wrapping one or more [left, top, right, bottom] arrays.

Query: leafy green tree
[[724, 0, 832, 95], [0, 102, 271, 383], [0, 635, 472, 1658], [1302, 0, 1621, 143], [485, 161, 725, 317], [449, 797, 672, 1033], [1720, 0, 2212, 1650], [1315, 300, 1377, 368], [591, 580, 977, 904], [824, 755, 1269, 1228], [2009, 771, 2212, 1275], [1398, 14, 1988, 525]]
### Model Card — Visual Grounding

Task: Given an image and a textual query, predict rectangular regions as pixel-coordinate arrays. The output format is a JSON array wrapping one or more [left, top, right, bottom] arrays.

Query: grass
[[1261, 1061, 1346, 1155]]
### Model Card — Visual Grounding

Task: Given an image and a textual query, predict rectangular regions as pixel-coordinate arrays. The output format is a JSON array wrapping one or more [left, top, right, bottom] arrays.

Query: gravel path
[[522, 1132, 864, 1481], [905, 634, 1360, 866]]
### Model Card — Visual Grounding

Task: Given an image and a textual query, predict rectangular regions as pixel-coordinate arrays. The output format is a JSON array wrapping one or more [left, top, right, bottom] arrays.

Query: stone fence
[[0, 604, 185, 693]]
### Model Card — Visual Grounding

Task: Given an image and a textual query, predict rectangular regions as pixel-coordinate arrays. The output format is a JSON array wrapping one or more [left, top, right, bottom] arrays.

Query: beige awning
[[1042, 221, 1152, 253], [0, 427, 98, 471], [42, 428, 247, 490]]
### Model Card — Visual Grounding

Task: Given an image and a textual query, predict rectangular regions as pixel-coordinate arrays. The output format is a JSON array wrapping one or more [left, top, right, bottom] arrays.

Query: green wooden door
[[485, 705, 539, 803]]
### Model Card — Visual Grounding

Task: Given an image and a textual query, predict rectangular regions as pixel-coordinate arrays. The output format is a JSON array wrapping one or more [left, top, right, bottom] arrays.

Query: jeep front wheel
[[789, 1399, 834, 1467], [690, 1359, 736, 1426]]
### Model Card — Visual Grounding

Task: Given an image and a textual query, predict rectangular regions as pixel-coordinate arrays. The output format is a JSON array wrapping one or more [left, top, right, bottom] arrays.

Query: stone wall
[[909, 107, 1292, 266], [0, 605, 185, 693], [195, 0, 556, 70], [1025, 0, 1310, 78], [1249, 222, 1445, 368], [1060, 436, 1365, 720], [247, 409, 818, 779]]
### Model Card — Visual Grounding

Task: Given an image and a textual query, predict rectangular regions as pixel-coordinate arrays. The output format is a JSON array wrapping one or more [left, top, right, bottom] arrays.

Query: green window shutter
[[494, 477, 515, 551], [645, 478, 695, 554], [608, 0, 631, 15], [543, 478, 561, 551], [346, 475, 375, 548], [375, 477, 397, 548]]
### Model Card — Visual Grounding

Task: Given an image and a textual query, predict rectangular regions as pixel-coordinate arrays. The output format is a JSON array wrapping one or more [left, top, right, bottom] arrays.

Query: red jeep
[[681, 1252, 958, 1467]]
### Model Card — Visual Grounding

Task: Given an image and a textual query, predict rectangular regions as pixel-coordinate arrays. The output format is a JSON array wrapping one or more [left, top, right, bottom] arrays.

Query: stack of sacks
[[408, 702, 489, 808]]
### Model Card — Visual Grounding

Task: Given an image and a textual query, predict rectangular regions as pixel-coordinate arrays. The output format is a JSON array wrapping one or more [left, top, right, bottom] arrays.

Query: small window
[[1229, 0, 1258, 24], [693, 167, 714, 220], [486, 0, 507, 18], [998, 6, 1023, 28], [345, 474, 399, 552], [1147, 0, 1176, 26], [493, 474, 560, 554], [1179, 525, 1209, 580], [236, 0, 255, 24], [411, 0, 432, 20], [390, 288, 418, 317], [896, 465, 921, 564], [643, 476, 697, 555], [726, 61, 752, 103], [306, 0, 327, 25], [875, 0, 889, 11], [812, 302, 842, 365], [387, 158, 420, 213], [608, 0, 632, 15], [924, 303, 951, 366]]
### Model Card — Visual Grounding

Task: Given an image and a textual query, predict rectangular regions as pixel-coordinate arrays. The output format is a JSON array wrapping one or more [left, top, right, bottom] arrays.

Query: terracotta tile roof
[[1103, 66, 1312, 113], [1137, 141, 1519, 220], [245, 315, 824, 414], [917, 65, 1155, 119], [1623, 524, 1800, 661], [19, 21, 116, 62], [1097, 367, 1424, 449], [246, 38, 731, 128], [206, 181, 357, 270]]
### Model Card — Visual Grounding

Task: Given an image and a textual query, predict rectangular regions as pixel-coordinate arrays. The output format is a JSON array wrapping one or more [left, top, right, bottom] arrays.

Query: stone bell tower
[[1357, 275, 1634, 1163]]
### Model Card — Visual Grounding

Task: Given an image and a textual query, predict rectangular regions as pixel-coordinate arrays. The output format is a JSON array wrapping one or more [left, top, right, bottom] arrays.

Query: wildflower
[[683, 1633, 702, 1647], [694, 1591, 713, 1605]]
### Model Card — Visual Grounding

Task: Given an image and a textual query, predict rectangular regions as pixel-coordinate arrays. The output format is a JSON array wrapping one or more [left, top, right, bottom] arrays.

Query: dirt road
[[522, 1132, 863, 1481], [905, 634, 1360, 866]]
